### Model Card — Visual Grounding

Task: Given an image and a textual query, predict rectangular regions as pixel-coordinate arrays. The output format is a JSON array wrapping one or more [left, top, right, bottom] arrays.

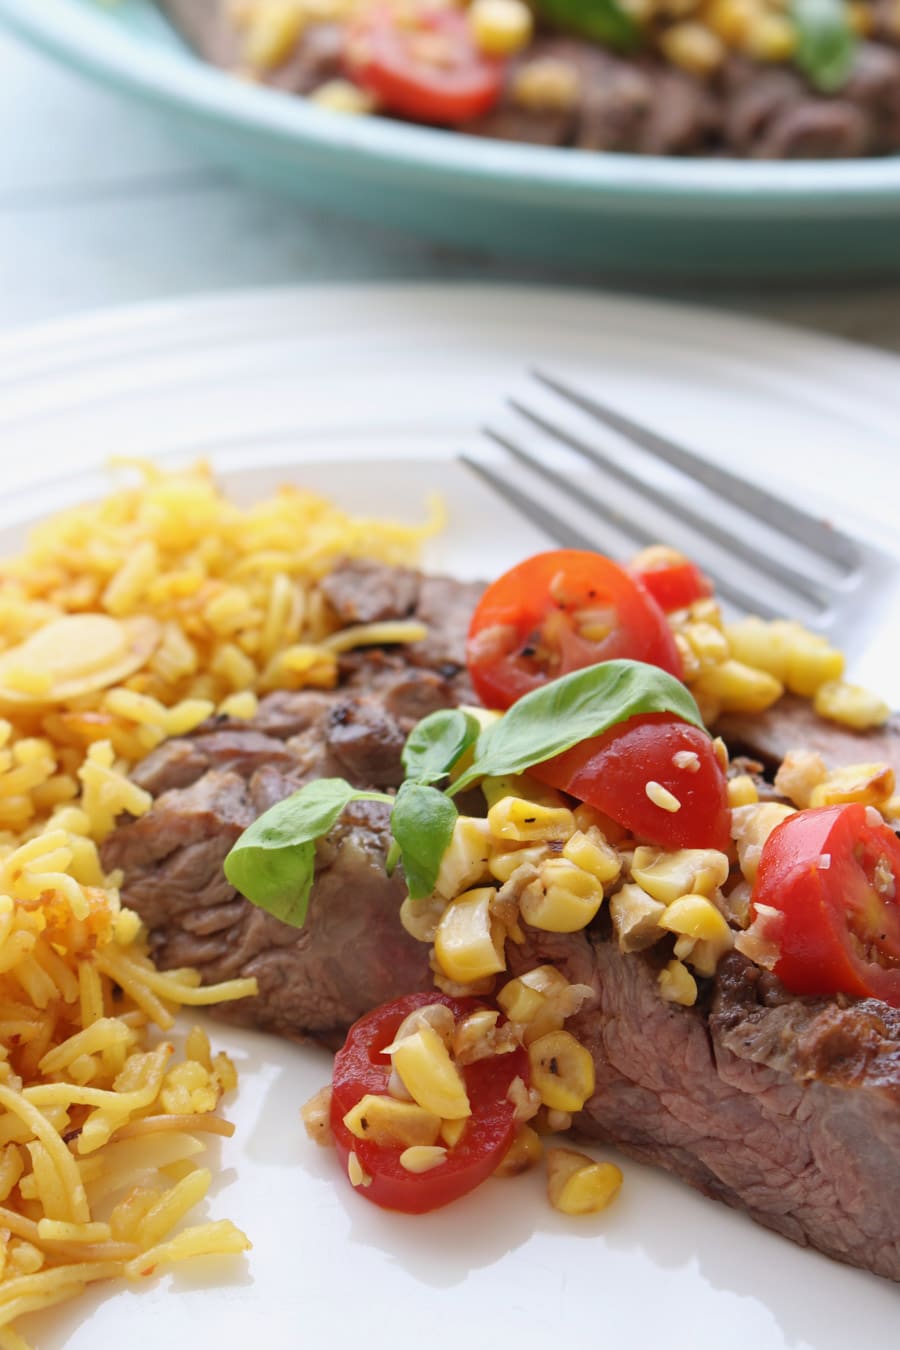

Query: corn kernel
[[609, 883, 666, 953], [511, 57, 581, 112], [469, 0, 533, 57], [774, 748, 828, 808], [342, 1094, 442, 1148], [441, 1117, 467, 1148], [481, 773, 566, 810], [631, 846, 730, 904], [775, 622, 844, 697], [309, 79, 376, 114], [658, 958, 698, 1006], [240, 0, 305, 71], [659, 894, 733, 947], [705, 0, 757, 44], [487, 796, 576, 844], [562, 829, 621, 886], [347, 1150, 371, 1188], [681, 621, 731, 670], [433, 887, 506, 984], [489, 842, 549, 885], [519, 858, 604, 933], [301, 1086, 334, 1146], [745, 12, 796, 60], [546, 1147, 623, 1215], [727, 774, 759, 808], [434, 816, 494, 900], [692, 659, 783, 714], [528, 1031, 595, 1113], [660, 20, 726, 75], [809, 762, 895, 809], [814, 680, 890, 731], [388, 1024, 471, 1120], [495, 1123, 543, 1177], [731, 802, 795, 884]]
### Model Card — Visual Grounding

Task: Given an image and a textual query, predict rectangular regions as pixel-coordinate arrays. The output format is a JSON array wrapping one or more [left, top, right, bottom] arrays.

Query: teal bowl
[[3, 0, 900, 277]]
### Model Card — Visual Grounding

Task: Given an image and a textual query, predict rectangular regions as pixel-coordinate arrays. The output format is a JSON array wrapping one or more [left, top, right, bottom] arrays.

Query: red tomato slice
[[750, 803, 900, 1007], [465, 549, 684, 711], [533, 712, 731, 851], [329, 991, 528, 1213], [629, 546, 713, 614], [343, 4, 504, 125]]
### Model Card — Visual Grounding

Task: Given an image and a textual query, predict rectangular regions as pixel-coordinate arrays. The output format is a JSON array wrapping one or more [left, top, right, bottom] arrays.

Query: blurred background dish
[[1, 0, 899, 277]]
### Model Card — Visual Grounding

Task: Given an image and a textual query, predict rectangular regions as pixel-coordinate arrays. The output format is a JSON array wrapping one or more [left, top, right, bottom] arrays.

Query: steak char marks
[[104, 560, 900, 1278]]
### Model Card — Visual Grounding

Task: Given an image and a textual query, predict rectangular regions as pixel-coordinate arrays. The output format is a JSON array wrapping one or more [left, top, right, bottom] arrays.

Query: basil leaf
[[224, 778, 393, 927], [391, 781, 458, 901], [450, 659, 704, 793], [401, 708, 481, 786], [533, 0, 639, 50], [792, 0, 857, 92]]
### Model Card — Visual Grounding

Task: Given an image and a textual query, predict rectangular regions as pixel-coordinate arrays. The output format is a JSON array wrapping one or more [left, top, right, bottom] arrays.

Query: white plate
[[3, 284, 900, 1349]]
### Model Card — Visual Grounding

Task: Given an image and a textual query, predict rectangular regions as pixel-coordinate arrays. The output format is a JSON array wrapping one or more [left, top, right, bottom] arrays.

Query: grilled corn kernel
[[512, 57, 581, 112], [507, 1073, 542, 1123], [495, 1123, 543, 1177], [692, 659, 783, 714], [519, 858, 604, 933], [481, 773, 566, 811], [434, 816, 494, 900], [562, 829, 622, 886], [399, 893, 446, 944], [393, 1001, 456, 1049], [731, 802, 795, 884], [308, 79, 375, 114], [660, 18, 726, 73], [517, 965, 592, 1016], [609, 883, 666, 952], [489, 843, 550, 885], [342, 1094, 442, 1148], [347, 1151, 371, 1187], [658, 958, 698, 1006], [773, 748, 828, 808], [745, 12, 795, 60], [433, 887, 507, 984], [388, 1024, 471, 1120], [727, 773, 759, 808], [631, 846, 730, 905], [452, 1007, 520, 1064], [705, 0, 757, 44], [724, 615, 791, 681], [775, 621, 844, 697], [546, 1147, 623, 1216], [528, 1031, 595, 1113], [497, 978, 562, 1044], [487, 796, 576, 844], [814, 679, 891, 731], [399, 1145, 447, 1173], [660, 894, 733, 948], [809, 761, 895, 809], [469, 0, 533, 56]]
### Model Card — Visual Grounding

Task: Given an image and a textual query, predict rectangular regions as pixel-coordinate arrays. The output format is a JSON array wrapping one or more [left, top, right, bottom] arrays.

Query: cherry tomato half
[[533, 712, 731, 851], [466, 550, 684, 711], [343, 4, 504, 125], [750, 803, 900, 1007], [629, 546, 713, 614], [329, 991, 529, 1213]]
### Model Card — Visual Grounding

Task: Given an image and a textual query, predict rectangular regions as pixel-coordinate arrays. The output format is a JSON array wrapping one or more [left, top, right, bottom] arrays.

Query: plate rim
[[3, 0, 900, 211]]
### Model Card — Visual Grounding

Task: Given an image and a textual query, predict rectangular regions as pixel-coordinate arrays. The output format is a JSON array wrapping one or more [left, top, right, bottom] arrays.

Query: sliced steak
[[515, 926, 900, 1282], [715, 693, 900, 776]]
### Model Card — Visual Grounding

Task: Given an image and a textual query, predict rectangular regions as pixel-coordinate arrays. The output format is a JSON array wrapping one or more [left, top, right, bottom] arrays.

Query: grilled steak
[[103, 559, 900, 1278], [714, 693, 900, 777]]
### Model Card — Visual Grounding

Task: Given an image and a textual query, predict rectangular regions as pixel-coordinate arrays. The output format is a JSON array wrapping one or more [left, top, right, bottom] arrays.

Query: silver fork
[[460, 370, 897, 656]]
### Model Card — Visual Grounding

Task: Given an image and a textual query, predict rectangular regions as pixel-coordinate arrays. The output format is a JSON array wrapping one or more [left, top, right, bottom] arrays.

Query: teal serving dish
[[3, 0, 900, 277]]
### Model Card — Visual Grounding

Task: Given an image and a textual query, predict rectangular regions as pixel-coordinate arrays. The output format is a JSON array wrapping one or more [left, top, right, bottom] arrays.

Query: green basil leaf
[[450, 659, 705, 793], [533, 0, 639, 50], [224, 778, 393, 927], [792, 0, 857, 92], [390, 781, 458, 901], [401, 708, 481, 786]]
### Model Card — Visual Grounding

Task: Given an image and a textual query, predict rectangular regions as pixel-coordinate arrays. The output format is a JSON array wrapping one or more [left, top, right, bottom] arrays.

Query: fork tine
[[509, 395, 831, 613], [533, 370, 862, 572], [463, 444, 784, 620]]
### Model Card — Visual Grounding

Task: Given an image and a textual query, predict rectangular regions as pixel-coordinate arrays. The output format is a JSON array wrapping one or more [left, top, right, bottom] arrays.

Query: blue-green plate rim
[[4, 0, 900, 213]]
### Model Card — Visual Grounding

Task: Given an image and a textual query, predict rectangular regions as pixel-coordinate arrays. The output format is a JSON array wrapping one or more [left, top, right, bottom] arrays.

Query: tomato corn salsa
[[227, 545, 899, 1216]]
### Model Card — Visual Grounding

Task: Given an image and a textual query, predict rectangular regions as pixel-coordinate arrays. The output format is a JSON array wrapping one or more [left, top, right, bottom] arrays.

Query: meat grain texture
[[103, 561, 900, 1280]]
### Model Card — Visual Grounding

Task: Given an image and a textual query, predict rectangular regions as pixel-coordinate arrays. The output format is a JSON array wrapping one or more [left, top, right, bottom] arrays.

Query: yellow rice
[[0, 459, 438, 1343]]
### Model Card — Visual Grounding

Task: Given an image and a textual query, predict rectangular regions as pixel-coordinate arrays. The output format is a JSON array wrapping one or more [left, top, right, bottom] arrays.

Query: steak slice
[[519, 929, 900, 1282], [715, 694, 900, 776]]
